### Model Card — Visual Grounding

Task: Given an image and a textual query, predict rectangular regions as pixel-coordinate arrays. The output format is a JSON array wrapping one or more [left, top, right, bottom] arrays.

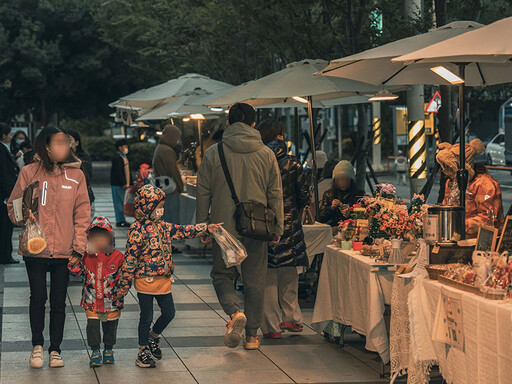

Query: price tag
[[432, 244, 440, 254]]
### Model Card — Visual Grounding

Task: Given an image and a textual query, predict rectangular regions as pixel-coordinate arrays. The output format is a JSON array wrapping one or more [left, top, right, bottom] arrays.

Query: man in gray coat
[[152, 124, 184, 223], [197, 103, 284, 350]]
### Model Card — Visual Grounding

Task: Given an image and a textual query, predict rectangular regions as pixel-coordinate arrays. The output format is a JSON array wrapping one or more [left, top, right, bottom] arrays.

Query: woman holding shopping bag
[[8, 125, 90, 368], [256, 119, 310, 338]]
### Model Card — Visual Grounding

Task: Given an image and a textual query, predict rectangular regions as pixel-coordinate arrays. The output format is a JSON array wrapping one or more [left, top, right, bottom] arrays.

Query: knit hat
[[308, 151, 328, 169], [332, 160, 355, 180]]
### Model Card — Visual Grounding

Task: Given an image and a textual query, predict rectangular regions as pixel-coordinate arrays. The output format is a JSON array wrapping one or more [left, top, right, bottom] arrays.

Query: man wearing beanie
[[319, 160, 365, 227]]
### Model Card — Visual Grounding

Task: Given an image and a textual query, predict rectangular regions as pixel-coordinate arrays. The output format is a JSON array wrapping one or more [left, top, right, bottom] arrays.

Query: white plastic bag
[[212, 226, 248, 268]]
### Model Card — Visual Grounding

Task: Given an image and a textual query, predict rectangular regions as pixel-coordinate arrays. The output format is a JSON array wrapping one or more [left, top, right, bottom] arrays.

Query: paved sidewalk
[[0, 186, 387, 384]]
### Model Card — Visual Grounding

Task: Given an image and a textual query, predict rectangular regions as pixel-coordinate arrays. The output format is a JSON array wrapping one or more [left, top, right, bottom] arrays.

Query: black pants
[[137, 292, 175, 346], [0, 202, 14, 262], [25, 258, 69, 353], [86, 318, 119, 350]]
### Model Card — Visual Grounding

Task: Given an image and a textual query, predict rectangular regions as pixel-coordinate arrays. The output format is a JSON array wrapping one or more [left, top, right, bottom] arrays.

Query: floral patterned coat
[[117, 184, 208, 292], [69, 249, 125, 313]]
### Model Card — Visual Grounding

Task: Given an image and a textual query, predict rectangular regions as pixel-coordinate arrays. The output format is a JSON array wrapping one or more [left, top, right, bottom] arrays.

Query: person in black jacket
[[67, 130, 95, 217], [319, 160, 365, 227], [110, 139, 130, 227], [0, 123, 20, 264], [256, 119, 310, 338]]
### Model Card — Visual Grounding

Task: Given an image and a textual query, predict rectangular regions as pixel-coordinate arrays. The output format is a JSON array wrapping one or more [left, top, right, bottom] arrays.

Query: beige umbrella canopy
[[136, 89, 233, 121], [392, 16, 512, 86], [114, 73, 233, 109], [206, 59, 386, 107], [319, 21, 483, 85], [391, 16, 512, 217]]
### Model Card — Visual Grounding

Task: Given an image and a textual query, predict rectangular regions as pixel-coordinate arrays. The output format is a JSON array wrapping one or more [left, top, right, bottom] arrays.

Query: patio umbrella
[[392, 16, 512, 232], [206, 59, 397, 216], [136, 89, 233, 121], [318, 21, 483, 85], [113, 73, 233, 109]]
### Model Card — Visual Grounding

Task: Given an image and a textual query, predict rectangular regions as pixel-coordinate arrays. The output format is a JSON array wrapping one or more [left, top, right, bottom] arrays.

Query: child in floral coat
[[68, 216, 125, 367], [116, 184, 221, 368]]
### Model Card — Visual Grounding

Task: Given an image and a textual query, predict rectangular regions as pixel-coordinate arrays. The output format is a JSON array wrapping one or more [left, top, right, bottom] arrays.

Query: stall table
[[407, 277, 512, 384], [311, 245, 395, 364]]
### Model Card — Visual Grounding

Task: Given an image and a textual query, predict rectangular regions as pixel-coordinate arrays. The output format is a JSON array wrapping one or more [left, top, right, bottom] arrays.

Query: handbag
[[150, 175, 177, 195], [218, 142, 276, 241]]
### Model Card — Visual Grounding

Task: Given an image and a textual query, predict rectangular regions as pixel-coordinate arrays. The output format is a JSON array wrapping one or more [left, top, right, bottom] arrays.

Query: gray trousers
[[211, 237, 267, 337], [163, 193, 180, 223], [261, 267, 303, 334]]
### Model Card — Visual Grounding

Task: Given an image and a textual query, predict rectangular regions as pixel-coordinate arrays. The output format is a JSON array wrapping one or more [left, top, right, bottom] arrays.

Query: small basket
[[425, 265, 449, 280]]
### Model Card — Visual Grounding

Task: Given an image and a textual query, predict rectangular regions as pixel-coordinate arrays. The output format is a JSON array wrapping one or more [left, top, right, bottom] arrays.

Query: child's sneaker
[[148, 337, 162, 360], [29, 345, 44, 368], [89, 349, 102, 367], [103, 349, 115, 364], [136, 347, 156, 368], [224, 312, 247, 348]]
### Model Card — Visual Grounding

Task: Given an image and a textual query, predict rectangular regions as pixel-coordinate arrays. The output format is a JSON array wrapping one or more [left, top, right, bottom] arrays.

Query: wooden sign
[[496, 216, 512, 254], [475, 225, 498, 252]]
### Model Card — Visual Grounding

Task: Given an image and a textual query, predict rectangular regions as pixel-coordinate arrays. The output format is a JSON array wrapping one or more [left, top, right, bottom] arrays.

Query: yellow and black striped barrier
[[373, 117, 381, 145], [408, 120, 427, 179]]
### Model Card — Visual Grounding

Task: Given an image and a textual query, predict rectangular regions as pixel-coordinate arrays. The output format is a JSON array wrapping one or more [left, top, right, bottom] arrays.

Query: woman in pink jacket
[[8, 126, 90, 368]]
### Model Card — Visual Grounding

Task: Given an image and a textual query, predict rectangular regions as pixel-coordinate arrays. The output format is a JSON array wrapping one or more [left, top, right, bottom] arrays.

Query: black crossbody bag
[[218, 142, 276, 241]]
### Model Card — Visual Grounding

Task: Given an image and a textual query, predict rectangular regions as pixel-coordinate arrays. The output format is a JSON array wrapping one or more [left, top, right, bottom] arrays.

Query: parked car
[[485, 133, 506, 166]]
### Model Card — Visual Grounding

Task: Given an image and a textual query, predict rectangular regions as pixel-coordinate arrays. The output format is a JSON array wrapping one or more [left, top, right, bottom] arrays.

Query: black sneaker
[[148, 337, 162, 360], [136, 347, 156, 368], [116, 222, 130, 228]]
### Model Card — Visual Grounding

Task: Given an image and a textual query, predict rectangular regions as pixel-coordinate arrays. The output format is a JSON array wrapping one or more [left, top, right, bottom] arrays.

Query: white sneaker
[[29, 345, 44, 368], [49, 351, 64, 368]]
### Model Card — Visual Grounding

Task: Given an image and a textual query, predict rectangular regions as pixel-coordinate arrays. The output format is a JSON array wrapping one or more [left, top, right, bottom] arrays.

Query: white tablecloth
[[302, 222, 332, 267], [409, 278, 512, 384], [311, 245, 395, 363]]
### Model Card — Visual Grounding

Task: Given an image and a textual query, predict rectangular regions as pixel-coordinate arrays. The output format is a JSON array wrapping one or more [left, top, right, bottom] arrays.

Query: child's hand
[[116, 288, 128, 299], [207, 223, 223, 234]]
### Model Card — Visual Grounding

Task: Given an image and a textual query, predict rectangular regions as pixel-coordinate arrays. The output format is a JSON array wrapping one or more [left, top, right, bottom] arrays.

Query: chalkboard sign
[[496, 216, 512, 254], [475, 225, 498, 252]]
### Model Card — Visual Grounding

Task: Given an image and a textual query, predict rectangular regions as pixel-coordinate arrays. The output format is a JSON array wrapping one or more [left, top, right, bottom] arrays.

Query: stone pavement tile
[[192, 368, 294, 384], [95, 369, 197, 384], [0, 351, 97, 384], [260, 345, 386, 383], [172, 346, 277, 371]]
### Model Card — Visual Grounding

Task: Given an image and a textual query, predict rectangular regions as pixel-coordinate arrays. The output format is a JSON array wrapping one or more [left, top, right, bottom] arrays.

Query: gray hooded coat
[[196, 122, 284, 238], [152, 124, 184, 194]]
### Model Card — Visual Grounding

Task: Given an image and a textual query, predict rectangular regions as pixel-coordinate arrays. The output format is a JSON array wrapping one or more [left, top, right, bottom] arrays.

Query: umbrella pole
[[457, 63, 467, 239], [198, 119, 204, 159], [307, 96, 320, 218]]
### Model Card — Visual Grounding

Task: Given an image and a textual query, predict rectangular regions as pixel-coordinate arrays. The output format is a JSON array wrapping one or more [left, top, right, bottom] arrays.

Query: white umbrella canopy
[[114, 73, 233, 109], [206, 59, 387, 107], [319, 21, 483, 85], [136, 89, 233, 121], [391, 16, 512, 86]]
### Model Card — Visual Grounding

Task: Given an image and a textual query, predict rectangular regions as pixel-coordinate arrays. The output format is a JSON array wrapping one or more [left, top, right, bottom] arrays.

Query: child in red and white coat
[[69, 216, 125, 367]]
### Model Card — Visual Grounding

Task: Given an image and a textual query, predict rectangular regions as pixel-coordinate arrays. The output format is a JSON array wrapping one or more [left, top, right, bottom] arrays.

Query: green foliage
[[59, 116, 111, 137], [82, 136, 115, 161], [128, 142, 156, 172]]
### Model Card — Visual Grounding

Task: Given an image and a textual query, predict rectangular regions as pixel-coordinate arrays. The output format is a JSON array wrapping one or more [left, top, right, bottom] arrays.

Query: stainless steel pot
[[424, 205, 465, 244]]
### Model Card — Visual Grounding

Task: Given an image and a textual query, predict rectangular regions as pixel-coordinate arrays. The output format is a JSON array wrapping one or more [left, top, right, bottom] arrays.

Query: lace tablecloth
[[408, 278, 512, 384], [311, 246, 395, 363]]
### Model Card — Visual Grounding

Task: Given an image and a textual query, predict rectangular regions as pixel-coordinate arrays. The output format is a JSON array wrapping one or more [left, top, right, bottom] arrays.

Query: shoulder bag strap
[[218, 142, 240, 206]]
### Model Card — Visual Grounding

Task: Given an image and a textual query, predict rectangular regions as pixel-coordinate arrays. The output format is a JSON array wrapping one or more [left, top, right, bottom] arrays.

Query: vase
[[388, 238, 404, 264], [352, 241, 363, 252], [341, 241, 352, 250]]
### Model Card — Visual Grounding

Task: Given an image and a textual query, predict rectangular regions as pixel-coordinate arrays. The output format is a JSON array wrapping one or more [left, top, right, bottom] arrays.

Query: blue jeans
[[137, 292, 175, 346], [111, 186, 126, 224]]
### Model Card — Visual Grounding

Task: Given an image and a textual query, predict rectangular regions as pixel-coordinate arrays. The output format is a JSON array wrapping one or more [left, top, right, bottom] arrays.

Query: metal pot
[[424, 205, 465, 244]]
